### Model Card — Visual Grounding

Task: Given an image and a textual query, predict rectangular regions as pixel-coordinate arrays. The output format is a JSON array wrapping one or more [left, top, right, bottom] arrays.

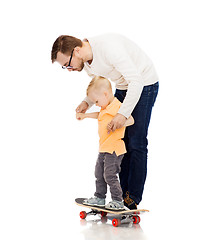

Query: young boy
[[76, 76, 134, 210]]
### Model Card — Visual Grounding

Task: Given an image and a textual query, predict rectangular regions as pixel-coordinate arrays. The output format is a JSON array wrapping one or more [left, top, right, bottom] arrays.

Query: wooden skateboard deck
[[75, 198, 149, 227]]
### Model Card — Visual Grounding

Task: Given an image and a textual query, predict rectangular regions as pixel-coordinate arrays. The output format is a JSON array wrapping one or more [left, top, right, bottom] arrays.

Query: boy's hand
[[76, 112, 86, 120]]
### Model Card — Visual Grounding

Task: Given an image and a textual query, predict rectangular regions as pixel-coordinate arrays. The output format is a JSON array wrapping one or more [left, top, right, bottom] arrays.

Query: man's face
[[56, 51, 84, 72]]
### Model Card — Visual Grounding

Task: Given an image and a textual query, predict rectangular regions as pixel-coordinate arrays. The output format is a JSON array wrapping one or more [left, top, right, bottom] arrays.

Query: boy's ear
[[104, 91, 108, 97]]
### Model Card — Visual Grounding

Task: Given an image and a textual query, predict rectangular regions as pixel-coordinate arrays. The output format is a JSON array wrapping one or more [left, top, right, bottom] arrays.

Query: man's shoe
[[124, 192, 138, 210]]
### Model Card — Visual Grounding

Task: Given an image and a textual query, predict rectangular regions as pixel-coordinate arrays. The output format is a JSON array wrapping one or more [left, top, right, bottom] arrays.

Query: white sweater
[[83, 33, 158, 118]]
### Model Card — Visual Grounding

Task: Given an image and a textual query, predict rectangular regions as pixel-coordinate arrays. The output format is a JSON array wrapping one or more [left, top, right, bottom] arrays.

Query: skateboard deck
[[75, 198, 149, 227]]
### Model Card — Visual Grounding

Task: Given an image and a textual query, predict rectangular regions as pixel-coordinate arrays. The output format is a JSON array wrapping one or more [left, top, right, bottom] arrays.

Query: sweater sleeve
[[104, 42, 144, 118], [82, 65, 95, 108], [83, 96, 94, 109]]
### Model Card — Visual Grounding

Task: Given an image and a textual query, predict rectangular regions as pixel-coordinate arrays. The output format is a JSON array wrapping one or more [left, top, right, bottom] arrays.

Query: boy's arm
[[124, 115, 134, 127], [76, 112, 99, 120]]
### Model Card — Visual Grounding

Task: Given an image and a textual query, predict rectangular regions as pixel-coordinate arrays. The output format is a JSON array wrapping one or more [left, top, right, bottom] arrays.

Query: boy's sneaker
[[83, 197, 105, 207], [105, 200, 125, 210]]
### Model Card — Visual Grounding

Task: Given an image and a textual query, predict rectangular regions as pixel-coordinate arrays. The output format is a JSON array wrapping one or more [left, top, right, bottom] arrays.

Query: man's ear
[[74, 46, 81, 57]]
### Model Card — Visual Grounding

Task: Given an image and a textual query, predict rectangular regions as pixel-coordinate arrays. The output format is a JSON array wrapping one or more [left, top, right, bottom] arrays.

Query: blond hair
[[86, 76, 112, 96]]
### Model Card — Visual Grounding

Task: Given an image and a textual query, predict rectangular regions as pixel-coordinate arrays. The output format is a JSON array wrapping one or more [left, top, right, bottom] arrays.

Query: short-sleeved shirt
[[98, 97, 126, 156]]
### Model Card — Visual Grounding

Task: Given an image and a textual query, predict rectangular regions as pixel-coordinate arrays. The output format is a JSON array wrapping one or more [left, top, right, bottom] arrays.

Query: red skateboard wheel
[[80, 211, 87, 219], [112, 218, 121, 227], [133, 215, 140, 224]]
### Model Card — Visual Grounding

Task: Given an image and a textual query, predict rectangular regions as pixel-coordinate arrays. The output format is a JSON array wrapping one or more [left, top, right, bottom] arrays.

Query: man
[[51, 33, 159, 209]]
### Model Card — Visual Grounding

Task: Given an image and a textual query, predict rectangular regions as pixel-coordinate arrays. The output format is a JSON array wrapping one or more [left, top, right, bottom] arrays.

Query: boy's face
[[88, 90, 110, 109]]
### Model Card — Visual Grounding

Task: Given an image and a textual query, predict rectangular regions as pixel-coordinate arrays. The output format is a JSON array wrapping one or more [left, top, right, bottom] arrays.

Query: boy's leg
[[94, 153, 107, 199], [103, 152, 124, 202]]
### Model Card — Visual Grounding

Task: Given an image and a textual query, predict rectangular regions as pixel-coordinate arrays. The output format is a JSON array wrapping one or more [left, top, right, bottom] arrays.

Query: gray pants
[[94, 152, 124, 202]]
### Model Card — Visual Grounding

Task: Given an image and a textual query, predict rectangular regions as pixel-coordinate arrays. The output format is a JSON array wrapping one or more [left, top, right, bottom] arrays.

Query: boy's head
[[87, 76, 113, 109]]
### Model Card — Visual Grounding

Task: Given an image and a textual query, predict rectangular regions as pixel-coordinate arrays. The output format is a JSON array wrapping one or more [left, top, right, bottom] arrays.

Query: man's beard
[[78, 59, 84, 72]]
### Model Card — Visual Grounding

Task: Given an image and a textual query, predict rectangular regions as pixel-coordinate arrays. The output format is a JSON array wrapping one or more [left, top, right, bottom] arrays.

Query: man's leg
[[114, 89, 129, 197], [115, 82, 159, 208]]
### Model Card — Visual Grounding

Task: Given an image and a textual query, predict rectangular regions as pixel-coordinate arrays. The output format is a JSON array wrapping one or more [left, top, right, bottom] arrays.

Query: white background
[[0, 0, 203, 239]]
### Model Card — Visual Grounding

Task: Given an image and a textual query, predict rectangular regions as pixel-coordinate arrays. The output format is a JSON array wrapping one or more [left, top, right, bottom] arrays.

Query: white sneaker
[[105, 200, 125, 210], [83, 197, 105, 207]]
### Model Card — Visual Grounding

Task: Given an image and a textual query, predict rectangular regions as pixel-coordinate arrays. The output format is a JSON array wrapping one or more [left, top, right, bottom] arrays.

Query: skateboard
[[75, 198, 149, 227]]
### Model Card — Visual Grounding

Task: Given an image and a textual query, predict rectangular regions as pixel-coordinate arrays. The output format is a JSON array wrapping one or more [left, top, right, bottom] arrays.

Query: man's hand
[[76, 101, 89, 113], [107, 113, 127, 133], [76, 112, 86, 120]]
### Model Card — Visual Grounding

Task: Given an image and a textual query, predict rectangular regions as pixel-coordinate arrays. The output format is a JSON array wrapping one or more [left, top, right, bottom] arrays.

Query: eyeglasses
[[62, 49, 74, 69]]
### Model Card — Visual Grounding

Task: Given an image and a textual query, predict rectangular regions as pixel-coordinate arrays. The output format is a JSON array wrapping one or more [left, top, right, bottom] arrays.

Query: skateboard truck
[[112, 214, 141, 227], [80, 209, 107, 219]]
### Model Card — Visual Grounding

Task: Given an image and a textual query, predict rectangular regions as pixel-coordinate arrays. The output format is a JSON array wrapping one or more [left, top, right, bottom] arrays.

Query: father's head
[[51, 35, 85, 72]]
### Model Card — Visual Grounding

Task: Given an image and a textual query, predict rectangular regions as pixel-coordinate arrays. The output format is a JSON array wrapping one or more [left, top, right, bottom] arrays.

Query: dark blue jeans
[[115, 82, 159, 205]]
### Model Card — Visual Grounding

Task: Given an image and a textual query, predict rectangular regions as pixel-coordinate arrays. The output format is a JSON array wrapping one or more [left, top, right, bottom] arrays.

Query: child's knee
[[104, 171, 116, 185]]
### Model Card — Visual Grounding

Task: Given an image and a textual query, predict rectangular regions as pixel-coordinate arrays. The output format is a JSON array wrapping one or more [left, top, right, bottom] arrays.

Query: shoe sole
[[83, 202, 105, 207], [105, 207, 125, 210]]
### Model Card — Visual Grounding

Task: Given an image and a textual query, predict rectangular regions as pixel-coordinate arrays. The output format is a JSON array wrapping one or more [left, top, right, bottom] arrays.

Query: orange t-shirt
[[98, 97, 126, 156]]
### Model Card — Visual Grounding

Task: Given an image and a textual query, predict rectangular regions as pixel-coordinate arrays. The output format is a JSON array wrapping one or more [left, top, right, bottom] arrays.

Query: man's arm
[[76, 101, 89, 113], [107, 115, 134, 133], [104, 41, 146, 119], [124, 115, 134, 127]]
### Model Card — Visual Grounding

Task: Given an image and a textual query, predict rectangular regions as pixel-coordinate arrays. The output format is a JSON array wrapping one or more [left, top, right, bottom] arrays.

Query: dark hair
[[51, 35, 82, 63]]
